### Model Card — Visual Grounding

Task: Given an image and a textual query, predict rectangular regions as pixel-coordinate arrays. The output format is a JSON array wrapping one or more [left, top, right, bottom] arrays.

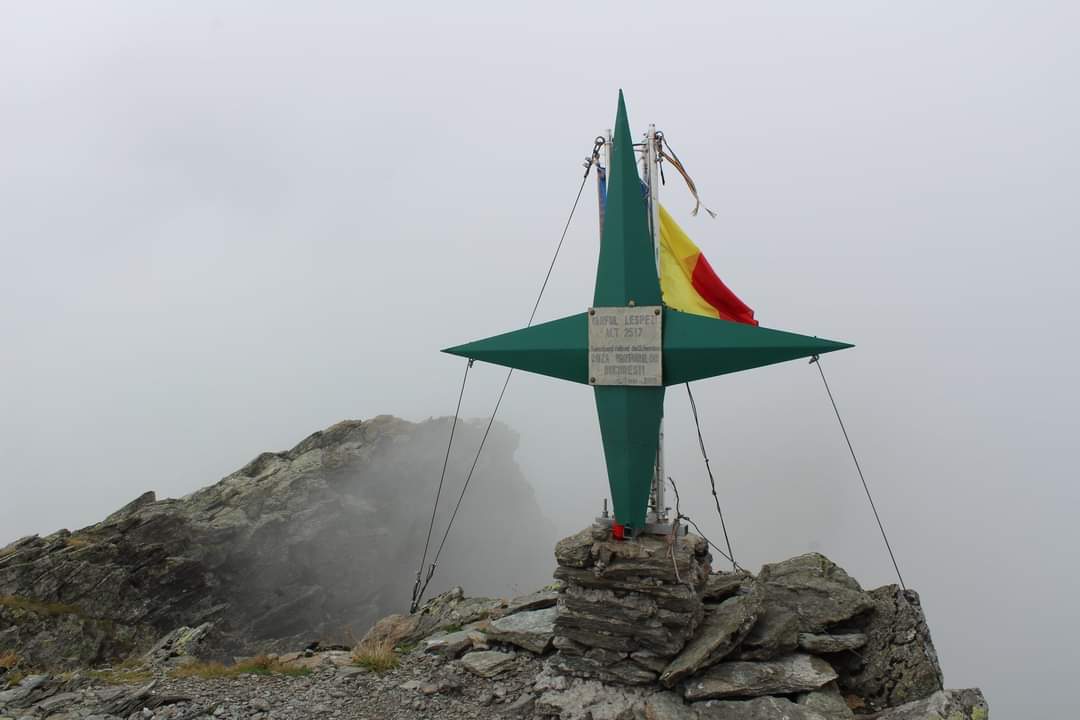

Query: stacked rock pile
[[549, 526, 711, 686], [547, 525, 951, 717]]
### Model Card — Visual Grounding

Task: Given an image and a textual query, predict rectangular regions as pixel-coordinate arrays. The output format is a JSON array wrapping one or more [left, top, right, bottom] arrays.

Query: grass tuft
[[0, 650, 18, 670], [351, 639, 399, 673], [169, 654, 312, 680]]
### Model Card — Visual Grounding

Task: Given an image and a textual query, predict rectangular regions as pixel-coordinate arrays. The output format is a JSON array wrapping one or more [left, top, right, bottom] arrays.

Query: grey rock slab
[[660, 593, 761, 687], [460, 650, 516, 678], [535, 677, 648, 720], [797, 632, 867, 654], [735, 607, 799, 661], [33, 692, 81, 713], [422, 629, 477, 659], [757, 554, 874, 633], [868, 688, 989, 720], [694, 696, 831, 720], [683, 654, 838, 702], [487, 606, 557, 654]]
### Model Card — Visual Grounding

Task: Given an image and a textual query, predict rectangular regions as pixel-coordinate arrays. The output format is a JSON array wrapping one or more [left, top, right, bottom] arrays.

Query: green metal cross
[[444, 91, 852, 532]]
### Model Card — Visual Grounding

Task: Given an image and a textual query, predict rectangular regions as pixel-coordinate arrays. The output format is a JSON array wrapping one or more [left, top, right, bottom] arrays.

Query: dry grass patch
[[351, 638, 399, 673], [0, 651, 18, 670], [170, 655, 312, 680], [0, 595, 81, 617]]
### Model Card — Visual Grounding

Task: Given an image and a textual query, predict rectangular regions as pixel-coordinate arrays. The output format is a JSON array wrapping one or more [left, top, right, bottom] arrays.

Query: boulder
[[359, 613, 419, 648], [460, 650, 516, 678], [422, 629, 478, 659], [756, 554, 874, 633], [683, 654, 837, 702], [866, 688, 988, 720], [832, 586, 944, 712], [487, 606, 557, 654], [142, 622, 222, 667], [554, 530, 595, 569], [660, 592, 761, 687]]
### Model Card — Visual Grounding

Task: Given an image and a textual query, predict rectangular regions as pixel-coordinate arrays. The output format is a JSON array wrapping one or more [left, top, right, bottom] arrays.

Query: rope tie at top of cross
[[409, 139, 604, 614]]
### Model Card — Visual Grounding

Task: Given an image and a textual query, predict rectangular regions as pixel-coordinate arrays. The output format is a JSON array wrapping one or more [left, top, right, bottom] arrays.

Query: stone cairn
[[545, 524, 954, 717], [550, 525, 712, 686]]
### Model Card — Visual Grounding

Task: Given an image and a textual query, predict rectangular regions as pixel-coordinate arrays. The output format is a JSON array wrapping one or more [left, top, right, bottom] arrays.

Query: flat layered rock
[[868, 688, 988, 720], [502, 589, 559, 616], [487, 606, 556, 654], [660, 592, 761, 687], [683, 654, 837, 702], [553, 566, 704, 611], [552, 652, 659, 686], [460, 650, 516, 678], [797, 632, 867, 654]]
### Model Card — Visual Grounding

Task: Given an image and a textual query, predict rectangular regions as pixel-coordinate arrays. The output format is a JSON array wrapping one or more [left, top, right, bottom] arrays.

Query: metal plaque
[[588, 306, 662, 386]]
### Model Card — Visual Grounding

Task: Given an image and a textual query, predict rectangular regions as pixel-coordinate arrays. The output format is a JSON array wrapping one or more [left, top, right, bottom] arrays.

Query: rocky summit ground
[[1, 556, 989, 720], [0, 651, 546, 720], [0, 644, 988, 720]]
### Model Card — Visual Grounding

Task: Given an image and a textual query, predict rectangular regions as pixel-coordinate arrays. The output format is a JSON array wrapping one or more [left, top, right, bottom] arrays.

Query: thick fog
[[2, 2, 1077, 715]]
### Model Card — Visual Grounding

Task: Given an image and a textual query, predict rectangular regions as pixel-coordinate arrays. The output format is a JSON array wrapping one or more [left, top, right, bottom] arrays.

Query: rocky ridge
[[0, 417, 554, 669]]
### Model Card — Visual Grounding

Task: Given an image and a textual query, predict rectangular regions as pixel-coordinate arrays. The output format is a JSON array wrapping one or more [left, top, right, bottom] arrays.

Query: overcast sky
[[2, 2, 1077, 715]]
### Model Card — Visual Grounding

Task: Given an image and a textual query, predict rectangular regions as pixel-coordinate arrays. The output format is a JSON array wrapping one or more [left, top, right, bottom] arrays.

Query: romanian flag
[[658, 205, 757, 325]]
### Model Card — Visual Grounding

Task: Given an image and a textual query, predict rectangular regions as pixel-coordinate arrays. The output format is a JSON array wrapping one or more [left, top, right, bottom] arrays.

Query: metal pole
[[645, 124, 667, 524]]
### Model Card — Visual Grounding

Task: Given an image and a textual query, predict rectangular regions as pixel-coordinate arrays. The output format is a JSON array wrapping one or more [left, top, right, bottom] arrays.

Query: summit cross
[[445, 91, 852, 533]]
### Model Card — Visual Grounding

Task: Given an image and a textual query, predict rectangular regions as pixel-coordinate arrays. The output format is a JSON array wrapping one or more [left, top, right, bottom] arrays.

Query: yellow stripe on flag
[[658, 205, 721, 319]]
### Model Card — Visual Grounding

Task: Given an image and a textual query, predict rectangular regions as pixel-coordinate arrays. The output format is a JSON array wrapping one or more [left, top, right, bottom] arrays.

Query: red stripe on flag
[[690, 254, 758, 326]]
